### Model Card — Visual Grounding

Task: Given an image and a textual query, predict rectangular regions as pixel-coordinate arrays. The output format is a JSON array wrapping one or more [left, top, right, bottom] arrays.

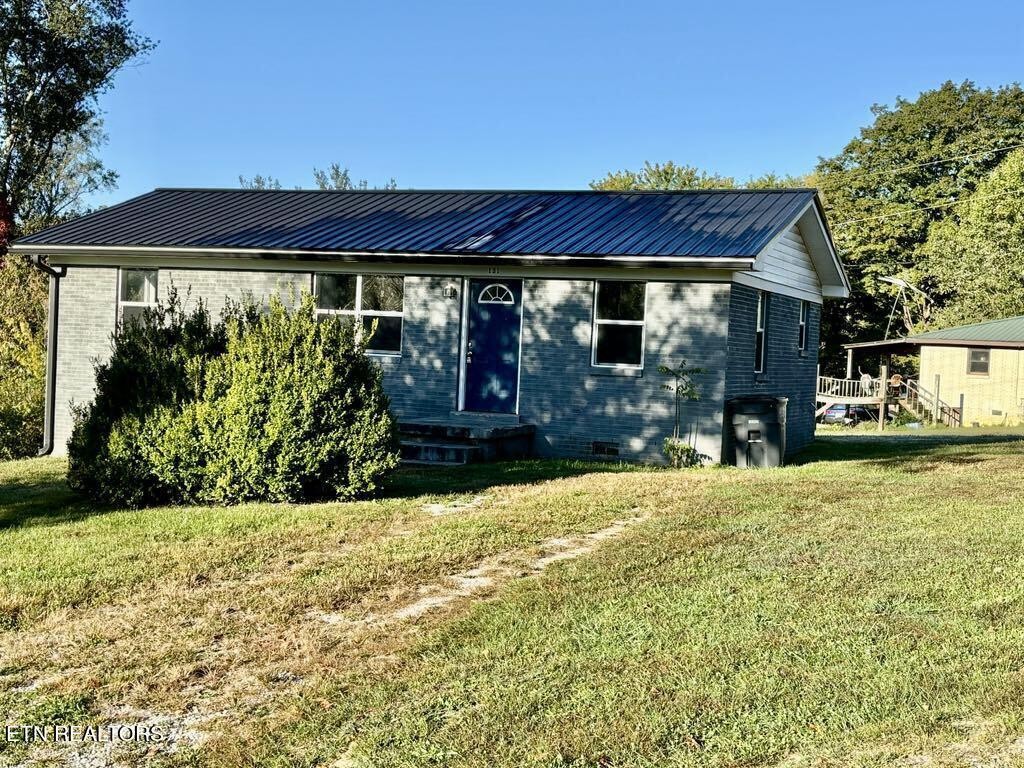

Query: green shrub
[[0, 256, 46, 459], [69, 293, 400, 507], [67, 290, 227, 506], [662, 437, 710, 468]]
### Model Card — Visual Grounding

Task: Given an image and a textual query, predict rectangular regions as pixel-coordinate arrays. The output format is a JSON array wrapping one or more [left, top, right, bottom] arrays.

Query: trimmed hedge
[[68, 293, 400, 507]]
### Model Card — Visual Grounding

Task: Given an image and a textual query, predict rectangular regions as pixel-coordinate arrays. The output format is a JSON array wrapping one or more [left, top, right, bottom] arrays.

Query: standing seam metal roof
[[14, 188, 819, 259], [910, 315, 1024, 344]]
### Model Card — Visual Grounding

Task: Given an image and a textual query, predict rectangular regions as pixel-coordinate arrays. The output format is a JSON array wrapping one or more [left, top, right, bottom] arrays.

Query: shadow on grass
[[795, 432, 1024, 469], [380, 458, 655, 499], [0, 472, 95, 531], [0, 458, 651, 529]]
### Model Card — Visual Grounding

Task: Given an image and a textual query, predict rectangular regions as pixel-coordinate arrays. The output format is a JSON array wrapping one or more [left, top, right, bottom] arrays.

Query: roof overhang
[[8, 242, 757, 271], [797, 197, 850, 298], [746, 195, 850, 300], [843, 337, 1024, 353]]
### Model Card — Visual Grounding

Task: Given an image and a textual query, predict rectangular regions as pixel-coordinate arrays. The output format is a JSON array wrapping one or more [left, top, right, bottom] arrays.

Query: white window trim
[[117, 267, 159, 325], [478, 283, 516, 305], [313, 273, 404, 356], [798, 300, 808, 352], [754, 291, 768, 373], [591, 280, 647, 370]]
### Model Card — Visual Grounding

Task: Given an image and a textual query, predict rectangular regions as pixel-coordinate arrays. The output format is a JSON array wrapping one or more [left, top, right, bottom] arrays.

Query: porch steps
[[398, 420, 536, 466], [399, 439, 483, 465]]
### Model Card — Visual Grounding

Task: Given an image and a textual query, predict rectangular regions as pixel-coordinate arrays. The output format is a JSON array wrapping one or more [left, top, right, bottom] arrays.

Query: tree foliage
[[0, 0, 152, 251], [239, 163, 397, 191], [0, 254, 45, 458], [592, 161, 736, 191], [591, 160, 807, 191], [815, 81, 1024, 362], [0, 0, 147, 457], [922, 148, 1024, 326]]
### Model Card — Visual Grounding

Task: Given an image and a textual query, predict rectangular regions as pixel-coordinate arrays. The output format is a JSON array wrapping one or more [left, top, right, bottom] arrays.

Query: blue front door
[[463, 279, 522, 413]]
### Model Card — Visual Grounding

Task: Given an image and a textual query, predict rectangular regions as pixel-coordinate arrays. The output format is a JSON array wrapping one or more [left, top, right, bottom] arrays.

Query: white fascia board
[[732, 271, 825, 304], [36, 251, 744, 283], [10, 243, 755, 271], [750, 198, 850, 300]]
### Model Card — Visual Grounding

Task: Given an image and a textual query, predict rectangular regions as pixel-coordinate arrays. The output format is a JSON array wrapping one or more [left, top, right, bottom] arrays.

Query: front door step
[[398, 421, 535, 466]]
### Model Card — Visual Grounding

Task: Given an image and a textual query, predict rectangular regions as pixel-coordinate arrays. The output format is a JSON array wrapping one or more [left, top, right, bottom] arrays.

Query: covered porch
[[817, 338, 963, 428]]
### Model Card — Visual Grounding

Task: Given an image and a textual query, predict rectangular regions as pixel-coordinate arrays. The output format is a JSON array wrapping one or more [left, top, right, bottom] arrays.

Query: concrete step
[[397, 420, 536, 466], [399, 439, 482, 465], [399, 459, 467, 467]]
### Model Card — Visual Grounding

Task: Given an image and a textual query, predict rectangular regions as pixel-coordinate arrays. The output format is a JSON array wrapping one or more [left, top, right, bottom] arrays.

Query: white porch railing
[[816, 375, 882, 402]]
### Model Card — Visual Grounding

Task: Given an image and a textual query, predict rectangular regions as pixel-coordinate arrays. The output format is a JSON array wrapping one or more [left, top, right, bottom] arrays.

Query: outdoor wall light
[[442, 284, 458, 299]]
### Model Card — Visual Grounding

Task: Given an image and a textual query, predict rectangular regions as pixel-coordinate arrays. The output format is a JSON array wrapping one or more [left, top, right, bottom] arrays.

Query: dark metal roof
[[14, 188, 818, 260]]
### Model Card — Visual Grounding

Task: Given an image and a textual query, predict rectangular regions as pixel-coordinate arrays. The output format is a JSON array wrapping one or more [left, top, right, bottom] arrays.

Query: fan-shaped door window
[[478, 283, 515, 305]]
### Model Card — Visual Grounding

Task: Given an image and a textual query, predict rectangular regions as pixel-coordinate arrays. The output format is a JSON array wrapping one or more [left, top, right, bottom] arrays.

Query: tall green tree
[[922, 148, 1024, 326], [0, 0, 148, 457], [0, 0, 152, 252], [815, 81, 1024, 364]]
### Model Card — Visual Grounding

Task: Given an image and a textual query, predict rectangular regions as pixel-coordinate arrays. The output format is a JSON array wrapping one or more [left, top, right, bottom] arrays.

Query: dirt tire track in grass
[[321, 511, 650, 625]]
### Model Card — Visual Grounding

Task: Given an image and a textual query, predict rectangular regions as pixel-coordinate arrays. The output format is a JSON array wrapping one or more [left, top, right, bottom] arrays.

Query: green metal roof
[[911, 315, 1024, 345]]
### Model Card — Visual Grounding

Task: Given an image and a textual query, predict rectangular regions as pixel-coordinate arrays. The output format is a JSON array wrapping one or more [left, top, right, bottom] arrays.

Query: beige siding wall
[[919, 345, 1024, 425]]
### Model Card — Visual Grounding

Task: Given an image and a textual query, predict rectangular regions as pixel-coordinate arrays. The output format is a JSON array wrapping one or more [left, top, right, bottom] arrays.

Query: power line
[[835, 187, 1024, 226], [823, 140, 1024, 181]]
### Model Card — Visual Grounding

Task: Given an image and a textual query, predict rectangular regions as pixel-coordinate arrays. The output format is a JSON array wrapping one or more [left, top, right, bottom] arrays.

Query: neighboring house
[[845, 315, 1024, 427], [12, 188, 849, 464]]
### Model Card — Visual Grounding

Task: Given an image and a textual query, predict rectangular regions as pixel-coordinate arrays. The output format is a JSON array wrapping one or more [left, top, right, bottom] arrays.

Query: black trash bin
[[727, 396, 788, 468]]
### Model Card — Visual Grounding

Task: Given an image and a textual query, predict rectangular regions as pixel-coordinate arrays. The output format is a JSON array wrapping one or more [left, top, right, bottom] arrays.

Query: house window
[[118, 268, 158, 327], [754, 291, 769, 373], [968, 348, 990, 375], [592, 280, 646, 368], [478, 283, 515, 305], [798, 300, 809, 352], [314, 273, 404, 354]]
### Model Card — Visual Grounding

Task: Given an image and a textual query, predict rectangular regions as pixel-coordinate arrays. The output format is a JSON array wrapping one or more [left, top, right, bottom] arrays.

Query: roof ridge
[[151, 186, 818, 195]]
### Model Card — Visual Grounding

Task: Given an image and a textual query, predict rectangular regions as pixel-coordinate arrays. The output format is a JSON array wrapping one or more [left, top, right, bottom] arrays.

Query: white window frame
[[313, 273, 404, 356], [798, 300, 808, 352], [591, 280, 647, 370], [478, 283, 516, 305], [754, 291, 768, 373], [117, 267, 159, 326]]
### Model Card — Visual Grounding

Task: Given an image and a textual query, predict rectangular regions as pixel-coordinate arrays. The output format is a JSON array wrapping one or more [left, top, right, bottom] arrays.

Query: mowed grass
[[3, 433, 1024, 767]]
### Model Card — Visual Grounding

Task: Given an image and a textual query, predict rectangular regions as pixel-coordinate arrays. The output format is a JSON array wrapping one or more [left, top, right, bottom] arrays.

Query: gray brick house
[[11, 189, 848, 464]]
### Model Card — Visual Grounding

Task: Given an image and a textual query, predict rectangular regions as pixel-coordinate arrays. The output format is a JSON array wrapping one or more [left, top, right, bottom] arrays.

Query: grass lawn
[[2, 432, 1024, 766]]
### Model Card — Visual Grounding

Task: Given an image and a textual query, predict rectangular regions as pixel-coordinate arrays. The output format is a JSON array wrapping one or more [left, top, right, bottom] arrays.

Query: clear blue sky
[[93, 0, 1024, 205]]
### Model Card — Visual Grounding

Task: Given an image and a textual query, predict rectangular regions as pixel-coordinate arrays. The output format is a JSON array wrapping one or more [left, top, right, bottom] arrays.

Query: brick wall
[[518, 279, 730, 463], [50, 268, 462, 454], [53, 267, 118, 452], [375, 275, 462, 418], [51, 267, 310, 454], [50, 266, 816, 464], [725, 283, 820, 457], [159, 269, 308, 316]]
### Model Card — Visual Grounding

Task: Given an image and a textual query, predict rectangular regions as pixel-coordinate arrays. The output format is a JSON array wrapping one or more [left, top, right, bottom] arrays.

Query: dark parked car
[[819, 404, 878, 426]]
